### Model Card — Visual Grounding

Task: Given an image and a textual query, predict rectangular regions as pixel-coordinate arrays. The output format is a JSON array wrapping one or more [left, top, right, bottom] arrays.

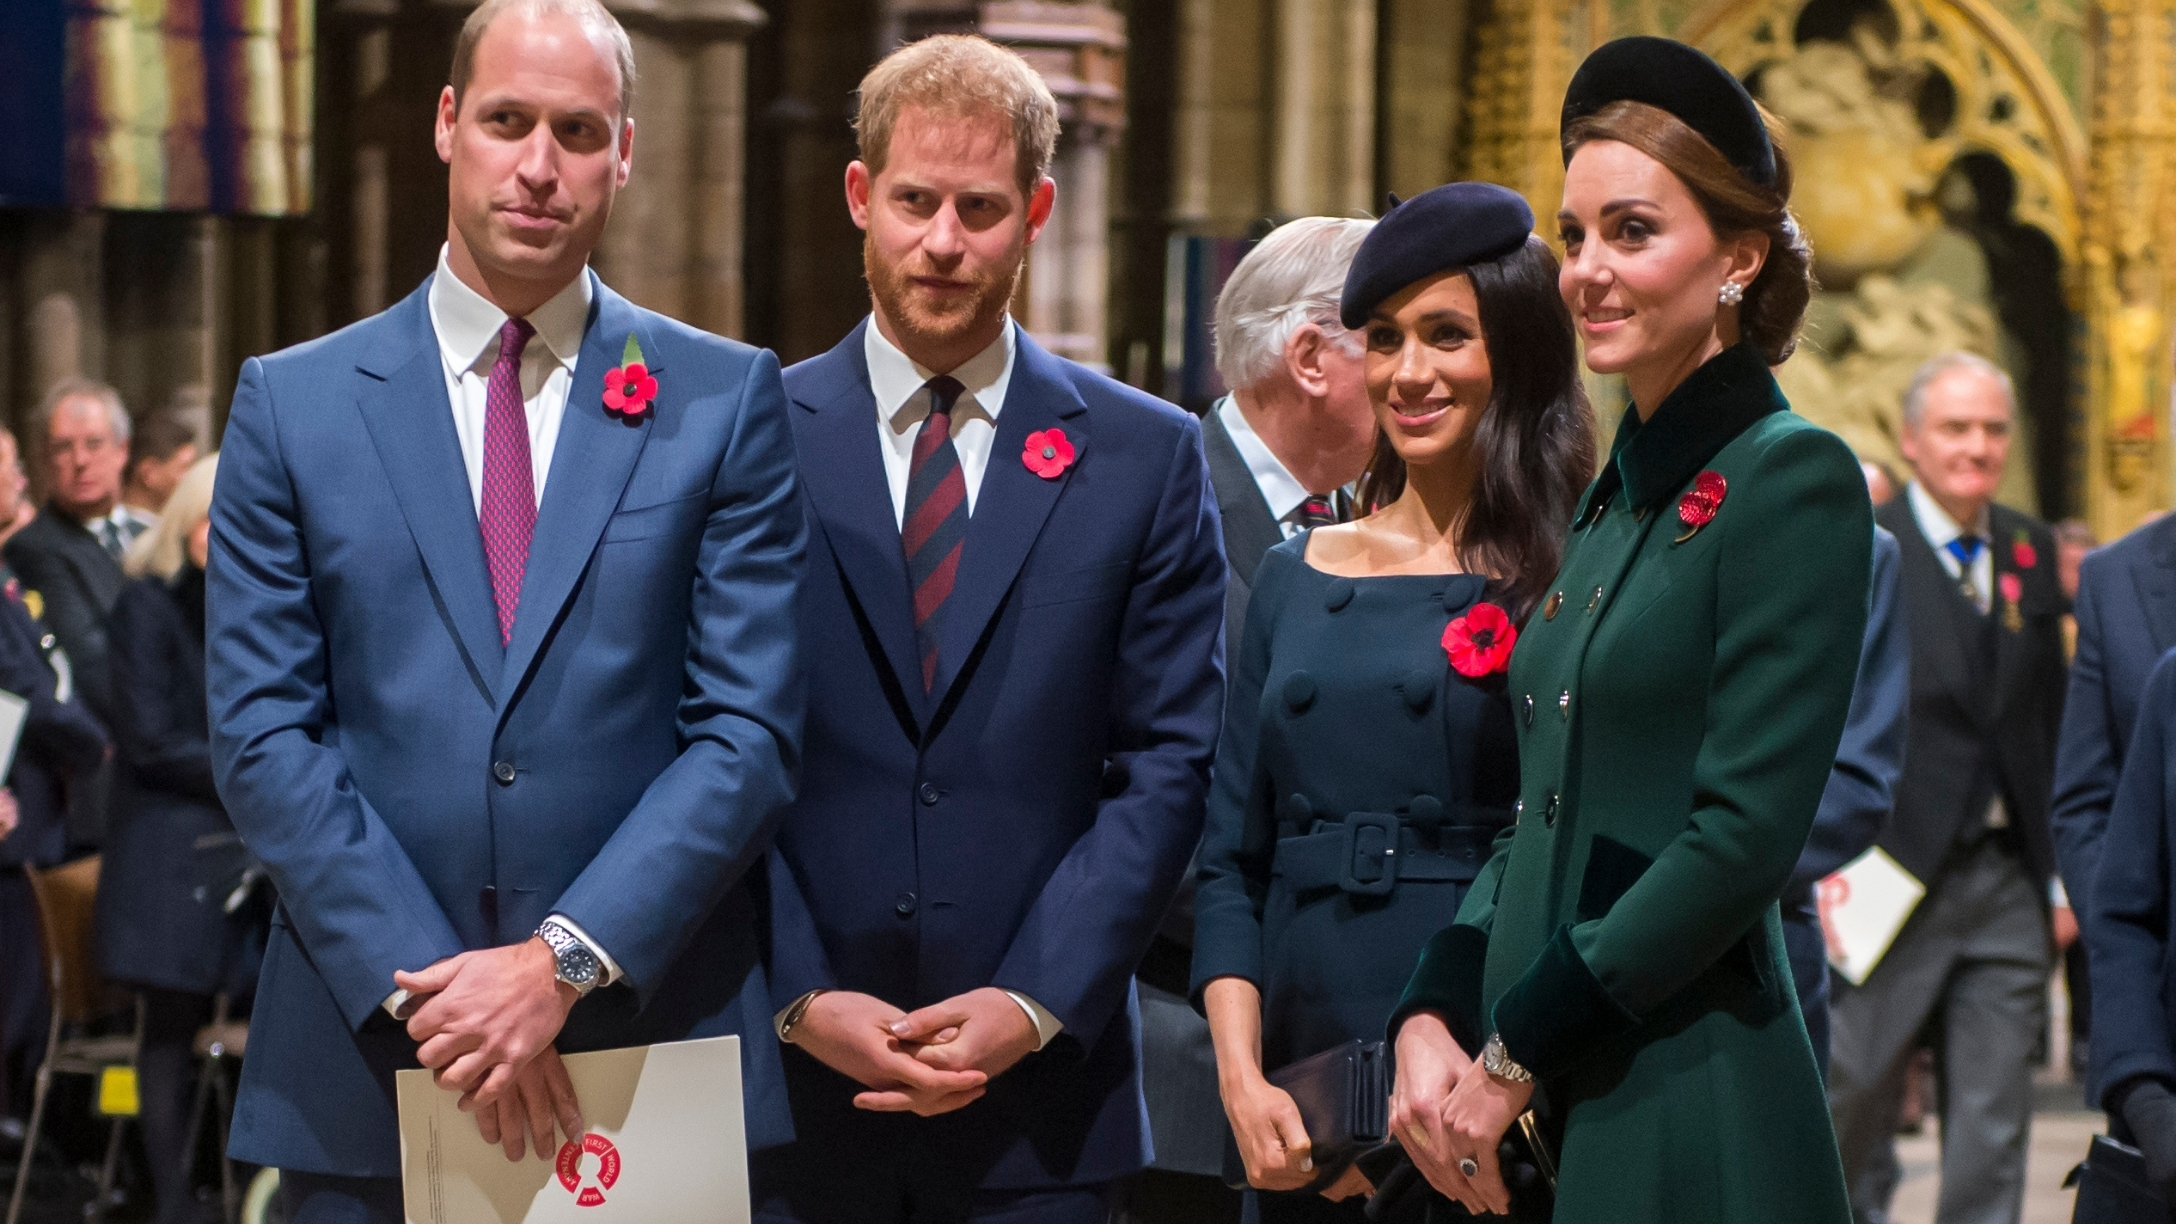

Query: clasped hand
[[396, 938, 583, 1161], [1390, 1011, 1531, 1217], [792, 987, 1038, 1116]]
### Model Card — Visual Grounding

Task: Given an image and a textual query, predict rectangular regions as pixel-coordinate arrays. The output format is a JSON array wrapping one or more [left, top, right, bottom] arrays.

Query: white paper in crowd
[[0, 688, 31, 782], [1818, 847, 1927, 986], [397, 1035, 748, 1224]]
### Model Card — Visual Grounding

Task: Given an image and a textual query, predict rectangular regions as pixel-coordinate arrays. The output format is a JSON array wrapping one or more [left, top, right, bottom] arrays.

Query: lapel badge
[[1023, 428, 1076, 479], [2010, 530, 2038, 570], [1999, 571, 2025, 633], [1674, 470, 1727, 544], [603, 335, 657, 420]]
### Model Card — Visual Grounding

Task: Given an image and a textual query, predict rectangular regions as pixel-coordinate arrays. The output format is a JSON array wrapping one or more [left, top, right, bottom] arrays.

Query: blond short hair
[[124, 452, 217, 582], [450, 0, 636, 119], [854, 34, 1060, 195]]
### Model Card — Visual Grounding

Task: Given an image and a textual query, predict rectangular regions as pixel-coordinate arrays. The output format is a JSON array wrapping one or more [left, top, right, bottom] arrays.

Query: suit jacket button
[[918, 782, 940, 806], [493, 760, 515, 785], [895, 893, 917, 917]]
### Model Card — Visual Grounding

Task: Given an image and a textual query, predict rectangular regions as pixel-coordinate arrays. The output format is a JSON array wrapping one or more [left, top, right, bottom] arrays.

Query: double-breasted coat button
[[1522, 695, 1534, 726], [1513, 798, 1525, 822], [1587, 586, 1603, 613], [1408, 795, 1444, 829], [1283, 671, 1318, 712], [1324, 579, 1355, 612], [1543, 592, 1563, 620], [894, 893, 917, 917], [1558, 690, 1571, 720], [493, 760, 515, 785], [918, 782, 940, 806], [1401, 668, 1435, 713], [1544, 792, 1560, 827]]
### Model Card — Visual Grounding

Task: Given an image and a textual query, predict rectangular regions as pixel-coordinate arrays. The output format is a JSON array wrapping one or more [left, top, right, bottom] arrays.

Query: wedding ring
[[1458, 1157, 1479, 1178]]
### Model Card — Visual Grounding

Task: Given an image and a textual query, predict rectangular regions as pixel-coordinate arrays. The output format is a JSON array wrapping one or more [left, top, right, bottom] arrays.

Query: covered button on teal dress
[[1191, 536, 1518, 1072]]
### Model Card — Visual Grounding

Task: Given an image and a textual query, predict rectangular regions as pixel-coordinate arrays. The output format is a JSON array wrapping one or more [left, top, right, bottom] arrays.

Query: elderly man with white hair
[[1120, 216, 1373, 1224]]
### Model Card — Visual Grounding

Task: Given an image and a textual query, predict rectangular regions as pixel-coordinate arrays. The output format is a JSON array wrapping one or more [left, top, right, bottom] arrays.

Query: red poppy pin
[[1023, 428, 1076, 479], [603, 335, 657, 419], [1676, 470, 1728, 543], [2011, 530, 2038, 570], [1444, 602, 1517, 678], [1999, 572, 2024, 605]]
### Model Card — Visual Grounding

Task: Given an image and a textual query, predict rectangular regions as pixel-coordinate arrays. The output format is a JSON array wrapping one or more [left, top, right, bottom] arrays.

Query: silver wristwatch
[[1481, 1032, 1534, 1083], [537, 919, 602, 997]]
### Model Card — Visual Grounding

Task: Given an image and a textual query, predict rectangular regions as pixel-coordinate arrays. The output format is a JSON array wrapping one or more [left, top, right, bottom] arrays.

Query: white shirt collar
[[427, 245, 593, 376], [863, 316, 1016, 433], [1907, 480, 1991, 550], [1215, 395, 1312, 522]]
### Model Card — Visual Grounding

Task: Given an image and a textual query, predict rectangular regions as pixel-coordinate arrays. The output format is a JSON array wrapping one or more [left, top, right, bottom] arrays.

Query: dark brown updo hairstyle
[[1353, 235, 1599, 620], [1563, 99, 1813, 364]]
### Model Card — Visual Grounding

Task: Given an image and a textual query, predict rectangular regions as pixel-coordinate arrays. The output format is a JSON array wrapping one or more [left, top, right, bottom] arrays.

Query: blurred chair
[[5, 856, 138, 1224], [180, 994, 247, 1224]]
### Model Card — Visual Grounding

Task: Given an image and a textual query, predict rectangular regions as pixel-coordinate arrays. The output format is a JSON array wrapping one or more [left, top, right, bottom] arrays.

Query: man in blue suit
[[756, 34, 1226, 1224], [205, 2, 804, 1219]]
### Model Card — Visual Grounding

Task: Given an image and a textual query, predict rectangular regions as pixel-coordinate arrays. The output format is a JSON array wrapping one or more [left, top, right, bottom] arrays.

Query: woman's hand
[[1435, 1051, 1535, 1216], [1321, 1164, 1372, 1200], [1390, 1010, 1477, 1202], [1221, 1071, 1317, 1190]]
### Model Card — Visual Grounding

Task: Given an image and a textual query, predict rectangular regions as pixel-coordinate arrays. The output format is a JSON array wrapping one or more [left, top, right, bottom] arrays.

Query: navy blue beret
[[1337, 182, 1535, 330], [1560, 37, 1776, 190]]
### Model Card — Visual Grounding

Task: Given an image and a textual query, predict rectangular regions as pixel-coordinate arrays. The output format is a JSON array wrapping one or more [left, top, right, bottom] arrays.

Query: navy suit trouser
[[279, 1172, 403, 1224], [1782, 909, 1833, 1080]]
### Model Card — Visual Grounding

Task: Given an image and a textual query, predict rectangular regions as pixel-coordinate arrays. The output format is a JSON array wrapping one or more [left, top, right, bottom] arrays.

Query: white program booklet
[[0, 688, 27, 781], [1818, 846, 1927, 986], [397, 1035, 748, 1224]]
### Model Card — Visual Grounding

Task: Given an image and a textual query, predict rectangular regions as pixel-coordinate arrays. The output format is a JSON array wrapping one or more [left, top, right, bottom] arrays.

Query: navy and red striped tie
[[902, 376, 969, 691]]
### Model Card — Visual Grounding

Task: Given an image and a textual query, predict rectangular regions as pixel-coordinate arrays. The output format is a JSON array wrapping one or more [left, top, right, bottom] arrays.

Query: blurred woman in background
[[96, 453, 266, 1224]]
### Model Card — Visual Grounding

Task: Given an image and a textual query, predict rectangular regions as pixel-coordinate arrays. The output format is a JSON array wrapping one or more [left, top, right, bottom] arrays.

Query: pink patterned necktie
[[479, 316, 537, 645]]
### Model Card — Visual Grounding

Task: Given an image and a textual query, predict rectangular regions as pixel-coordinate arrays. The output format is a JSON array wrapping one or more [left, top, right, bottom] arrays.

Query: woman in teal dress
[[1386, 39, 1870, 1223], [1191, 182, 1597, 1222]]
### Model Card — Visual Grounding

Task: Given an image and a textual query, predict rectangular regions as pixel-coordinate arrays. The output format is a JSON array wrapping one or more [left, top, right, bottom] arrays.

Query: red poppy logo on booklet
[[555, 1133, 622, 1207], [1023, 428, 1076, 479], [2011, 531, 2038, 570], [1443, 603, 1517, 678], [1675, 470, 1727, 543], [603, 335, 657, 419], [1999, 573, 2024, 606]]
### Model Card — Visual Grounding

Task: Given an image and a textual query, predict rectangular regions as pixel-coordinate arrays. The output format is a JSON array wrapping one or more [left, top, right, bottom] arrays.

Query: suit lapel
[[354, 284, 504, 703], [1201, 401, 1284, 587], [930, 330, 1088, 701], [500, 276, 656, 707], [789, 322, 927, 714]]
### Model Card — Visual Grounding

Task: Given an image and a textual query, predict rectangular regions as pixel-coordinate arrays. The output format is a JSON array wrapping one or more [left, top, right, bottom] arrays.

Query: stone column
[[1169, 0, 1269, 235], [1269, 0, 1375, 219], [1378, 0, 1467, 200], [598, 0, 766, 337]]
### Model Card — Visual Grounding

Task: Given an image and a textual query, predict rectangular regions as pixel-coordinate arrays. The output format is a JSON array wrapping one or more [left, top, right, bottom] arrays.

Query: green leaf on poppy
[[621, 334, 646, 368]]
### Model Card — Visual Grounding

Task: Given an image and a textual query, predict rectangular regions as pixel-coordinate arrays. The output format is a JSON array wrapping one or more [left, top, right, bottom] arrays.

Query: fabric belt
[[1272, 815, 1503, 896]]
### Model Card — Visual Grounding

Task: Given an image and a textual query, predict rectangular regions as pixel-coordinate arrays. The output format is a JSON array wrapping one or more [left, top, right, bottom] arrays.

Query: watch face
[[560, 945, 600, 987]]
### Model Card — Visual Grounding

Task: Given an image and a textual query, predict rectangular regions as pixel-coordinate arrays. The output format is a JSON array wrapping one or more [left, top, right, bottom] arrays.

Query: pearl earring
[[1718, 281, 1745, 306]]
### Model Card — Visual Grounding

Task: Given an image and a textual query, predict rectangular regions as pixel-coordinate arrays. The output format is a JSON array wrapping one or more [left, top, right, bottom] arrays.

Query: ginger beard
[[863, 226, 1023, 356]]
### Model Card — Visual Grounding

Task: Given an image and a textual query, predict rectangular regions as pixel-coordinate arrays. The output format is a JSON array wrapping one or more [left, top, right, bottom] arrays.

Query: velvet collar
[[1578, 342, 1785, 525]]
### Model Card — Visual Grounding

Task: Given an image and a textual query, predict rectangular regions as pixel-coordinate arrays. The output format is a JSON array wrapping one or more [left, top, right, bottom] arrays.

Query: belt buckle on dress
[[1339, 812, 1399, 896]]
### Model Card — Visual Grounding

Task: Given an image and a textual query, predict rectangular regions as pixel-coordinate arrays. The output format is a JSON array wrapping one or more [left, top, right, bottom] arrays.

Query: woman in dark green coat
[[1386, 38, 1869, 1223]]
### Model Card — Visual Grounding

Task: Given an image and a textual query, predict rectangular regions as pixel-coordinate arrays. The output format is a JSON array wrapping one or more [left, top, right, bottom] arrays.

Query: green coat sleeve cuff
[[1491, 925, 1640, 1080], [1389, 923, 1490, 1053]]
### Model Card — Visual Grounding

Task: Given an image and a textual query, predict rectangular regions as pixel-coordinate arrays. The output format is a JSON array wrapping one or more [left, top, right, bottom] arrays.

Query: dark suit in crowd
[[2084, 645, 2176, 1193], [2055, 514, 2176, 952], [0, 564, 109, 1112], [5, 506, 128, 849], [1782, 526, 1908, 1076], [759, 320, 1226, 1221], [97, 566, 269, 1224], [1829, 493, 2065, 1224]]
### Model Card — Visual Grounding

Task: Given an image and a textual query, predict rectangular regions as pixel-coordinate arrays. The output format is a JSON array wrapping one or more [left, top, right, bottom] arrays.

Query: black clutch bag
[[2066, 1135, 2174, 1223], [1224, 1039, 1391, 1192]]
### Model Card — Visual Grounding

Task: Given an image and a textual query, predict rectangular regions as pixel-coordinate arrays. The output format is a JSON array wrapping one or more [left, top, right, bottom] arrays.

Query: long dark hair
[[1353, 235, 1597, 619]]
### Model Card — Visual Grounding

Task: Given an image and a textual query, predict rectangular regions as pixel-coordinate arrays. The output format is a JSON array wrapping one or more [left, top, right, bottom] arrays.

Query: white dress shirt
[[1215, 396, 1319, 538], [864, 316, 1016, 527], [382, 253, 620, 1017], [1907, 480, 1994, 614], [427, 245, 591, 515]]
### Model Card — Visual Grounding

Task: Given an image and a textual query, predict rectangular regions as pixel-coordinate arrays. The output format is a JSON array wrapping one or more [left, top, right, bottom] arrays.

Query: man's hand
[[893, 988, 1038, 1082], [0, 788, 16, 842], [788, 991, 988, 1116], [396, 938, 575, 1107], [1433, 1051, 1535, 1217], [2122, 1078, 2176, 1199], [2053, 904, 2080, 951], [471, 1046, 584, 1163], [1389, 1011, 1476, 1203]]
